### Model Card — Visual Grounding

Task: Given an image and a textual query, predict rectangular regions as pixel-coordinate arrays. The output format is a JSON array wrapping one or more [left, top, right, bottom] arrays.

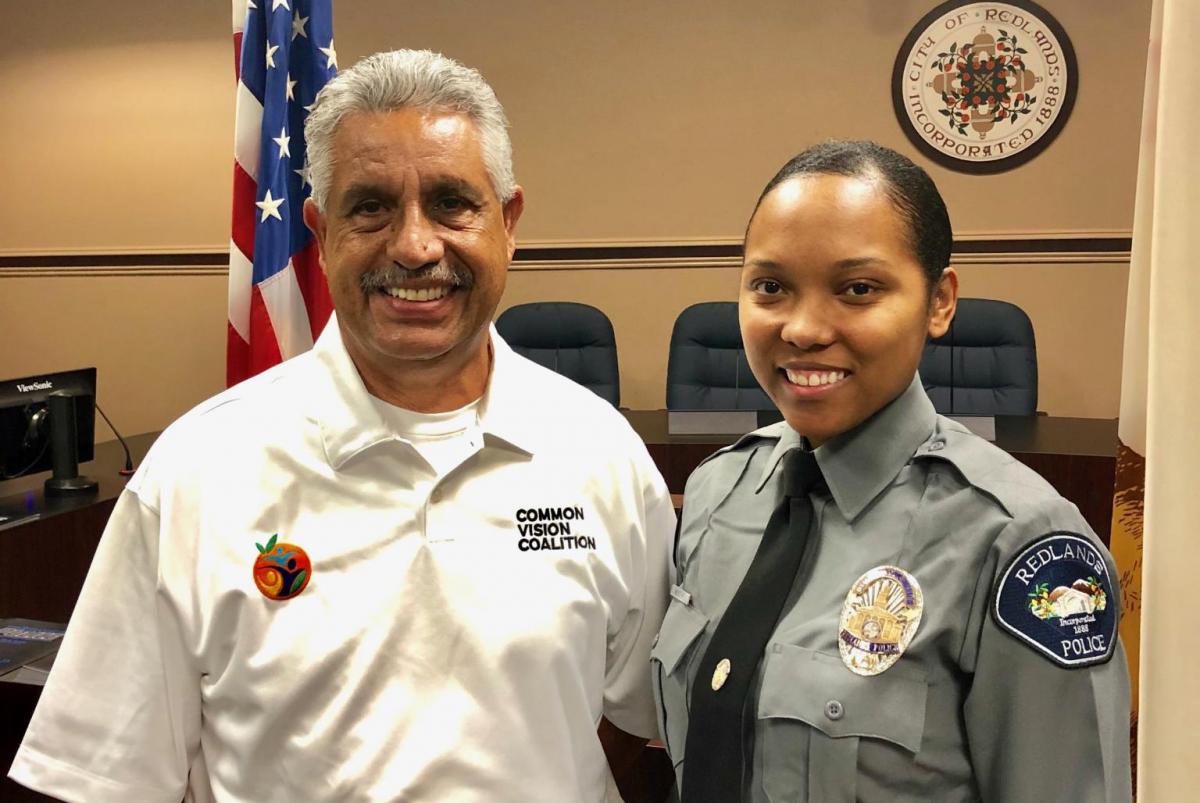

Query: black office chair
[[495, 302, 621, 407], [666, 302, 773, 410], [920, 298, 1038, 415]]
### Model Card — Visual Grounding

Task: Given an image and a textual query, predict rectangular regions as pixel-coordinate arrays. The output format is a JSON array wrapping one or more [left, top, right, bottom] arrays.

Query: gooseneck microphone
[[95, 401, 135, 476], [44, 391, 99, 496]]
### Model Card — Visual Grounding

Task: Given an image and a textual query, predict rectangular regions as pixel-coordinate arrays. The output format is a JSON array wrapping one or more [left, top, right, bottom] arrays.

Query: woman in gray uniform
[[653, 141, 1131, 802]]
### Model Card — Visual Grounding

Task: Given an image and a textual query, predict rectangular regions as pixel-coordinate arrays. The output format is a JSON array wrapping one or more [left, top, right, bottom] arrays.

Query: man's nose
[[387, 207, 445, 270]]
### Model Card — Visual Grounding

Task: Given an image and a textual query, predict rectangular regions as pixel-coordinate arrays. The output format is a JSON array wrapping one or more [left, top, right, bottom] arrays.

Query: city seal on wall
[[891, 0, 1077, 173]]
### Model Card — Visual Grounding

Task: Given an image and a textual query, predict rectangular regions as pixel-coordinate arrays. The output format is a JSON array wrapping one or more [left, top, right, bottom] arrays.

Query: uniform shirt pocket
[[650, 587, 710, 765], [757, 643, 928, 803]]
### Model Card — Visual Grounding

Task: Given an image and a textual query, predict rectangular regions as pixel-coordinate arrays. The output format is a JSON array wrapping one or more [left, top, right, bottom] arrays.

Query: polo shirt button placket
[[425, 486, 445, 542]]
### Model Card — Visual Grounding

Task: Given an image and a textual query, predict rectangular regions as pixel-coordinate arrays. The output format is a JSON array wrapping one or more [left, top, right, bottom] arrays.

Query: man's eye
[[434, 196, 470, 214], [352, 200, 384, 215], [755, 280, 783, 295]]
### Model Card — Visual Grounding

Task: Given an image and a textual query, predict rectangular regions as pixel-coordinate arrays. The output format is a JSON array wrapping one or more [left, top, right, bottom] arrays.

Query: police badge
[[838, 566, 924, 676]]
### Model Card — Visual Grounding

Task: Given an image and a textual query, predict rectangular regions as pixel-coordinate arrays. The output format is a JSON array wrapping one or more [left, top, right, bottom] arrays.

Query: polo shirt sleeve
[[600, 453, 676, 738], [961, 507, 1133, 803], [8, 487, 201, 803]]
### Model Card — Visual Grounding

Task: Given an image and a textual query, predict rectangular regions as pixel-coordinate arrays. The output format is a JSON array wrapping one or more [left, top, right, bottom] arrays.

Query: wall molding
[[0, 233, 1132, 278]]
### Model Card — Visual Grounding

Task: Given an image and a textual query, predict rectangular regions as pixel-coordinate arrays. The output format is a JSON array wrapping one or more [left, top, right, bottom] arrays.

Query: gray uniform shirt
[[652, 376, 1131, 802]]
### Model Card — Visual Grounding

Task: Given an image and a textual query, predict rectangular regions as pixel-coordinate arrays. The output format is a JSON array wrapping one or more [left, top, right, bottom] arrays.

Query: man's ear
[[501, 186, 525, 259], [927, 267, 959, 339], [302, 198, 328, 273]]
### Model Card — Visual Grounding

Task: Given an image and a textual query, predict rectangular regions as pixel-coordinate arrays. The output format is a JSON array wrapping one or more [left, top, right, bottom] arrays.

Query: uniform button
[[824, 700, 844, 721], [929, 441, 945, 452]]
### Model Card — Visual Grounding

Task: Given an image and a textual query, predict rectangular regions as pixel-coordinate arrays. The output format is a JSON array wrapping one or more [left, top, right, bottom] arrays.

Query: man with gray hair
[[10, 49, 674, 802]]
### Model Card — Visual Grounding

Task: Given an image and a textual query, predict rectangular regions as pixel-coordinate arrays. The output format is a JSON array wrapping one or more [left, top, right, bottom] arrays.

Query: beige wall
[[0, 273, 227, 440], [0, 0, 1151, 437]]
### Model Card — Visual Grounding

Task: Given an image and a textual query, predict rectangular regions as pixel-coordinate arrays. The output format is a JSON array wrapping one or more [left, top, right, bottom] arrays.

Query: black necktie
[[680, 448, 824, 803]]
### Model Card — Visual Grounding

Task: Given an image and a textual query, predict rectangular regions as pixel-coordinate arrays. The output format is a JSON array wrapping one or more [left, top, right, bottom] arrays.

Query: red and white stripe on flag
[[227, 0, 336, 387]]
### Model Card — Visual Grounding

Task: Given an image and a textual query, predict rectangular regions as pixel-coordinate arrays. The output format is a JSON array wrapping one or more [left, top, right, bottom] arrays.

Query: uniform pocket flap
[[757, 643, 927, 754], [650, 589, 709, 674]]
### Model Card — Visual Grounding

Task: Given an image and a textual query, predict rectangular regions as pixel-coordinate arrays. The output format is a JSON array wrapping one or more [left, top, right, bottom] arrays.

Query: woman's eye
[[756, 280, 783, 295], [846, 282, 874, 297]]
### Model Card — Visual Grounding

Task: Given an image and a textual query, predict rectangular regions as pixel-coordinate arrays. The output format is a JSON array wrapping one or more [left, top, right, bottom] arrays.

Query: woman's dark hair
[[749, 140, 952, 289]]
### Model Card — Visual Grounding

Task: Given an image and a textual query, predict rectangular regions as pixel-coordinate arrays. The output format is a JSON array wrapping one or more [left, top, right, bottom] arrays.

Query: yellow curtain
[[1113, 0, 1200, 797]]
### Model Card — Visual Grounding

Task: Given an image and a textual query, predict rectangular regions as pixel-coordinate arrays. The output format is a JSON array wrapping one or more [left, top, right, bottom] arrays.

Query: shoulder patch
[[992, 532, 1117, 669]]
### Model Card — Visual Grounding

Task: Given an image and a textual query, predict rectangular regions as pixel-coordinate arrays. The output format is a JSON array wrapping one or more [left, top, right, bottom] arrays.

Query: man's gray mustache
[[359, 263, 474, 292], [359, 263, 473, 290], [357, 261, 470, 292]]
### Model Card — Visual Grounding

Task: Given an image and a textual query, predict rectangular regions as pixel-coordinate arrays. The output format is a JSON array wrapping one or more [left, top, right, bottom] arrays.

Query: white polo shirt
[[10, 320, 675, 803]]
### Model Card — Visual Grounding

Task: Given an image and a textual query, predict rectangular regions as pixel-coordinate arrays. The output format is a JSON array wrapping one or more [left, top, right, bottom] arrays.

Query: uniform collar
[[755, 423, 806, 492], [754, 374, 935, 521], [312, 318, 539, 469], [816, 374, 936, 521]]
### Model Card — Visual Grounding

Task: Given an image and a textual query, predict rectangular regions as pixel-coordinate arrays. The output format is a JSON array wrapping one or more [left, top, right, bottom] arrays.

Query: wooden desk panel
[[0, 434, 156, 621], [0, 683, 57, 802]]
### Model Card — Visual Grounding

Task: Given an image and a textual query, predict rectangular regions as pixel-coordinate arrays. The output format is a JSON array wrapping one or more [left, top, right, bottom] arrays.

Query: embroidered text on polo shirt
[[514, 506, 597, 552]]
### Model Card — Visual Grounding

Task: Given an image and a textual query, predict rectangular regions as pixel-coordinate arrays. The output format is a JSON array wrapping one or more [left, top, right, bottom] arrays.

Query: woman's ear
[[927, 267, 959, 339]]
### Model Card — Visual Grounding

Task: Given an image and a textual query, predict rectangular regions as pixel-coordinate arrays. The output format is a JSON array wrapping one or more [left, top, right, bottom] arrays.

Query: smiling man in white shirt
[[10, 49, 675, 803]]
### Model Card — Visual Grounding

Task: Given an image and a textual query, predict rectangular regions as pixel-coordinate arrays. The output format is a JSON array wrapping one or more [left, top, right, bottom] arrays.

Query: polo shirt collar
[[816, 374, 936, 521], [312, 318, 540, 468], [475, 329, 541, 456], [311, 317, 395, 469]]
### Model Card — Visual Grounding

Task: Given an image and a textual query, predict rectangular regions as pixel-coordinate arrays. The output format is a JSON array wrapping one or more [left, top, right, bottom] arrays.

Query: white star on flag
[[319, 39, 338, 70], [256, 189, 286, 222], [294, 165, 310, 187], [271, 0, 290, 12], [303, 101, 316, 114], [273, 127, 291, 159], [286, 76, 297, 100], [292, 12, 308, 40], [265, 43, 279, 69], [246, 0, 257, 9]]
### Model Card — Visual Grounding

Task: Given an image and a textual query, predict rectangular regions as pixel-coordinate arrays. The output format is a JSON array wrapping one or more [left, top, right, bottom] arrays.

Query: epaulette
[[913, 418, 1059, 521], [691, 420, 790, 474]]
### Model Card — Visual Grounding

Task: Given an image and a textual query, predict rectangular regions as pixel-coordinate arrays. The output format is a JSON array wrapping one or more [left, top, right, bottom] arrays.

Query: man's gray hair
[[305, 49, 516, 211]]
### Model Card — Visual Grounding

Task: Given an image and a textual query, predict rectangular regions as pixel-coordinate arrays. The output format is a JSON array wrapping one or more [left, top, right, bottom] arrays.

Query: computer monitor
[[0, 368, 96, 482]]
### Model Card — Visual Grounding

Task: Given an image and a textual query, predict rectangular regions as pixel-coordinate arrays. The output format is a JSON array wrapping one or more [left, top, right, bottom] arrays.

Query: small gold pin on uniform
[[711, 658, 731, 690], [837, 566, 924, 677]]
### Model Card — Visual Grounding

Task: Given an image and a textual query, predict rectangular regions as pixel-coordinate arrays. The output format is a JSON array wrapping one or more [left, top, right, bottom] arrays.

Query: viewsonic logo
[[16, 381, 52, 393]]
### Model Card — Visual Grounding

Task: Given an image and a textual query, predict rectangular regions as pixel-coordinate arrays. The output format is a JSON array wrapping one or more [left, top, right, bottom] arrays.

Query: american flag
[[228, 0, 336, 386]]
